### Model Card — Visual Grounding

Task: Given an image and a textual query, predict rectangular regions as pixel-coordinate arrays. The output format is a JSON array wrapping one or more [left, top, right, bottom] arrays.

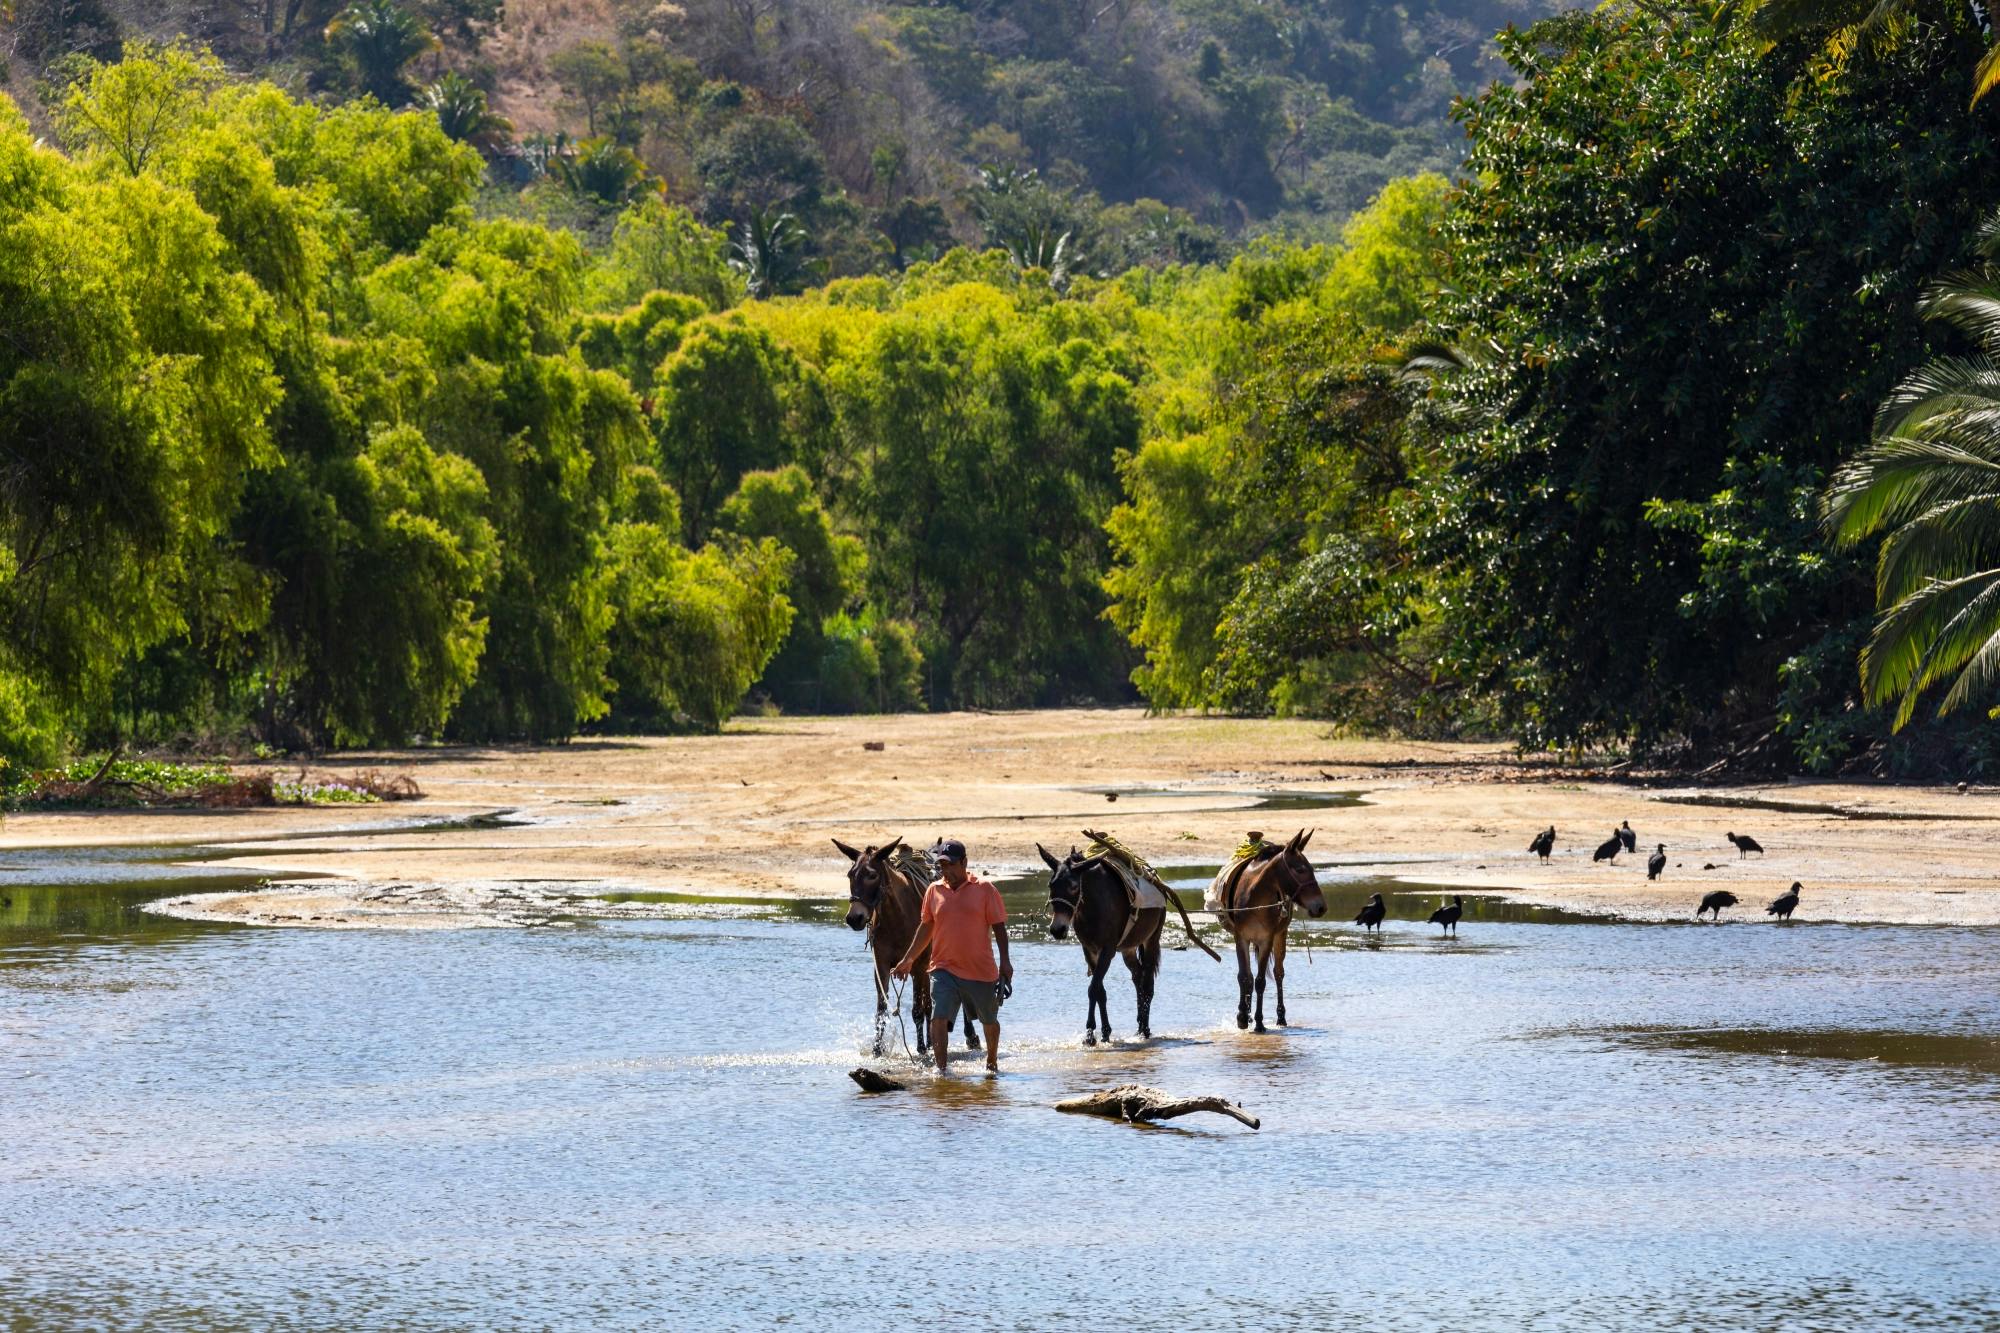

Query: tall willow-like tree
[[1824, 213, 2000, 727], [0, 97, 277, 769]]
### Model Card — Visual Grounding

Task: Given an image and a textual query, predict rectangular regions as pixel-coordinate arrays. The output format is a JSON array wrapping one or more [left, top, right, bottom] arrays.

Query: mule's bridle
[[1047, 858, 1090, 922]]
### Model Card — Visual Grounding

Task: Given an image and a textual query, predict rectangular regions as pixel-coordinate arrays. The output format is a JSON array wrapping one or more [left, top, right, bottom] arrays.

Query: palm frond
[[1977, 209, 2000, 264], [1873, 494, 2000, 601], [1897, 571, 2000, 725], [1869, 355, 2000, 439], [1937, 621, 2000, 716], [1858, 567, 2000, 719], [1973, 38, 2000, 108], [1823, 434, 2000, 545], [1917, 272, 2000, 352]]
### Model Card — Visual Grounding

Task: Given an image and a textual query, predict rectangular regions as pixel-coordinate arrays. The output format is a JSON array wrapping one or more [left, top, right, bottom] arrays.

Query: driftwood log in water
[[1056, 1084, 1260, 1130], [849, 1066, 908, 1093]]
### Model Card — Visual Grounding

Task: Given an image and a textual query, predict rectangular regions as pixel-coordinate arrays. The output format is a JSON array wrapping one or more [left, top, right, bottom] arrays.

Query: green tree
[[589, 197, 735, 311], [604, 525, 795, 729], [650, 323, 804, 544], [1731, 0, 2000, 105], [1824, 212, 2000, 728], [839, 309, 1136, 703], [56, 40, 224, 177], [550, 39, 627, 136], [0, 98, 277, 766], [1413, 2, 1996, 755], [325, 0, 437, 106], [366, 220, 649, 739], [715, 464, 867, 704]]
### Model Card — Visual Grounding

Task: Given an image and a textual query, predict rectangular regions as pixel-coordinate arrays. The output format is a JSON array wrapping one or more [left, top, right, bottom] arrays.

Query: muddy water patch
[[1582, 1026, 2000, 1078], [1652, 792, 1999, 822]]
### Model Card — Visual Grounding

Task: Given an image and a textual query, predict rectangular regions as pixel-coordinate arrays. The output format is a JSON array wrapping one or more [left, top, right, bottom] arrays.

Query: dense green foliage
[[7, 0, 2000, 776], [1413, 3, 1998, 759], [1101, 0, 2000, 770]]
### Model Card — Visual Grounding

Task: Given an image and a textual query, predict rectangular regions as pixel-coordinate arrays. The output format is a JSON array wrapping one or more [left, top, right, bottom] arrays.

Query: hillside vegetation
[[5, 0, 1557, 266]]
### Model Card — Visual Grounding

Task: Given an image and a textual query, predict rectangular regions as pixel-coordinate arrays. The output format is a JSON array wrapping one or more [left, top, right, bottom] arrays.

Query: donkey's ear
[[1299, 828, 1314, 851], [832, 838, 862, 862], [1036, 842, 1061, 871], [1285, 828, 1306, 853], [875, 835, 904, 860]]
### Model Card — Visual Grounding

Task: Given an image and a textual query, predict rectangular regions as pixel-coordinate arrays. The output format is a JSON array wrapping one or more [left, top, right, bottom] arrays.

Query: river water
[[3, 862, 1998, 1330]]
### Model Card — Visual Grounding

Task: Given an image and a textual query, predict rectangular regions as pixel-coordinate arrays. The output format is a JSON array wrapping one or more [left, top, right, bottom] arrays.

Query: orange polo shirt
[[920, 874, 1006, 982]]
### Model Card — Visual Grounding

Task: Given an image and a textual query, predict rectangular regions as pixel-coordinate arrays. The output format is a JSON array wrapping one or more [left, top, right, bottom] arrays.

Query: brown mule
[[1213, 829, 1327, 1033], [1038, 843, 1166, 1046], [833, 837, 978, 1057]]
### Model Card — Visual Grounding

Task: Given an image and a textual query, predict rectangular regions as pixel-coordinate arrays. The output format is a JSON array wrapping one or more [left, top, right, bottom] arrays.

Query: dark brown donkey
[[1213, 829, 1327, 1033], [1038, 844, 1166, 1046], [832, 837, 977, 1057]]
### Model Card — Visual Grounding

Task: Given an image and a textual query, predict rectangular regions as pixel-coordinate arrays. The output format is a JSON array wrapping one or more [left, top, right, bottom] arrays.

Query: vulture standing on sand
[[1354, 892, 1387, 932], [1767, 882, 1802, 920], [1618, 821, 1637, 854], [1593, 831, 1623, 863], [1697, 890, 1738, 921], [1727, 831, 1764, 859], [1647, 844, 1667, 881], [1529, 826, 1556, 861], [1429, 895, 1464, 936]]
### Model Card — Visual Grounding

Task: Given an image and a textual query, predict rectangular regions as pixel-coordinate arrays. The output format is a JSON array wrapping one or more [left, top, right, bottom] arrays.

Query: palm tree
[[419, 71, 510, 146], [1724, 0, 2000, 106], [325, 0, 436, 106], [554, 135, 646, 204], [728, 207, 824, 298], [1824, 211, 2000, 726], [968, 165, 1083, 288]]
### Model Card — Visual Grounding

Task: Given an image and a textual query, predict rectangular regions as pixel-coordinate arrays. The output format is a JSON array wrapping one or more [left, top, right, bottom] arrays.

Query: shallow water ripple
[[3, 882, 1998, 1329]]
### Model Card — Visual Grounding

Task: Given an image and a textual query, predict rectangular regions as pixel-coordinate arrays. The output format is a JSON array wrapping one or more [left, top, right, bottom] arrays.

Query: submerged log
[[849, 1066, 908, 1093], [1056, 1084, 1259, 1130]]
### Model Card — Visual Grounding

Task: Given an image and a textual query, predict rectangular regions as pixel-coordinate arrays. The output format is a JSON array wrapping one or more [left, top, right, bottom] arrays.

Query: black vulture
[[1428, 895, 1463, 936], [1528, 826, 1556, 860], [1593, 831, 1622, 863], [1647, 844, 1667, 881], [1354, 892, 1387, 932], [1726, 831, 1764, 859], [1766, 882, 1801, 920], [1618, 821, 1637, 854], [1697, 890, 1738, 921]]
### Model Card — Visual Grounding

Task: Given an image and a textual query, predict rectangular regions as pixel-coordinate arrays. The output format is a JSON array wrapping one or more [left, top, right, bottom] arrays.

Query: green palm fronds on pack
[[1233, 835, 1274, 862], [1083, 828, 1159, 884]]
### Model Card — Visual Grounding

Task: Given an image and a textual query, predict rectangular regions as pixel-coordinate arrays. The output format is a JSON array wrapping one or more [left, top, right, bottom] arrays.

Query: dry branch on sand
[[1056, 1084, 1260, 1129]]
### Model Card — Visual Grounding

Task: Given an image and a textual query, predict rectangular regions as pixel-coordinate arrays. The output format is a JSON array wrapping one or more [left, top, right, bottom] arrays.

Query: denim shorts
[[931, 968, 1001, 1027]]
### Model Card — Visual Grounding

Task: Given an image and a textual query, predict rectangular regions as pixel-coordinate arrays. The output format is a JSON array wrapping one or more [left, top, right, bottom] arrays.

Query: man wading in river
[[892, 839, 1011, 1073]]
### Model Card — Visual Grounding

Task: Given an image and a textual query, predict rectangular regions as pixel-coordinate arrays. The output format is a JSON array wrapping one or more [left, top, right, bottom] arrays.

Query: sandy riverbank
[[5, 709, 1994, 927]]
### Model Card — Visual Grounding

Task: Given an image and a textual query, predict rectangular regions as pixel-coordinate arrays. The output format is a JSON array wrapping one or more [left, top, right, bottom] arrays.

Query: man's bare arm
[[893, 920, 935, 978], [992, 923, 1012, 983]]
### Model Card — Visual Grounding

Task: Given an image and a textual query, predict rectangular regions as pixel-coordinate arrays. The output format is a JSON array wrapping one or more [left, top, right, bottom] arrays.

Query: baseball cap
[[932, 838, 967, 864]]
